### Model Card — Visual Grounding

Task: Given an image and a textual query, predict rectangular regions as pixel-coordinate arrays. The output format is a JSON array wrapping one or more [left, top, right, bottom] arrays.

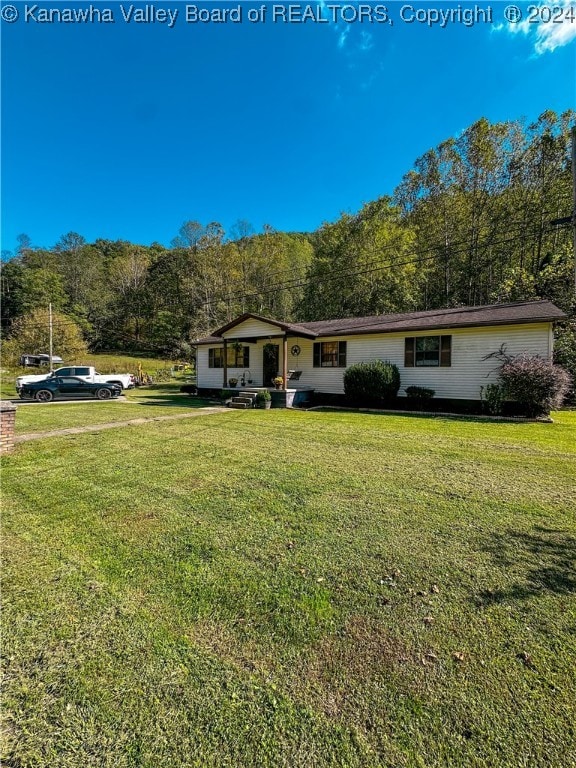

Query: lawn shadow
[[309, 406, 540, 426], [131, 387, 218, 409], [477, 526, 576, 604]]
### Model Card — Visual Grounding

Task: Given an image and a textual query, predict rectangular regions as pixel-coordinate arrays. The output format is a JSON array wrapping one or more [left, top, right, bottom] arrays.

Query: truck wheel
[[35, 389, 54, 402], [96, 388, 113, 400]]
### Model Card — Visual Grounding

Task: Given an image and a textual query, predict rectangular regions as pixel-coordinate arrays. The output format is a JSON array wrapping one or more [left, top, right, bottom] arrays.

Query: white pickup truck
[[16, 366, 135, 392]]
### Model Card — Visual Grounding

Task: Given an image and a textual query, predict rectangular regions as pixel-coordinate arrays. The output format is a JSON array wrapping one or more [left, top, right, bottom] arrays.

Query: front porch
[[222, 386, 314, 409], [195, 312, 319, 403]]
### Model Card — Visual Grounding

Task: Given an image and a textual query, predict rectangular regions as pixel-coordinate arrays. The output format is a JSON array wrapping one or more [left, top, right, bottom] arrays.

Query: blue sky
[[1, 0, 575, 252]]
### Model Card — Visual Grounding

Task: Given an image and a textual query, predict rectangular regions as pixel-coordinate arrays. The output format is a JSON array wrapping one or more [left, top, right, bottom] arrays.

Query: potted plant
[[228, 377, 238, 387], [272, 376, 284, 390], [255, 390, 272, 409]]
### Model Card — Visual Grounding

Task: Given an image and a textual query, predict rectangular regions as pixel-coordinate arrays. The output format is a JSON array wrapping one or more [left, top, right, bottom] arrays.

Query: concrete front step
[[226, 390, 261, 409]]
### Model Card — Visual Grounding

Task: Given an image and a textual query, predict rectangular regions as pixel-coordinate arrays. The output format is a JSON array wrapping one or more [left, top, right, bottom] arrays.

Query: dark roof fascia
[[194, 332, 316, 346], [194, 336, 223, 346], [212, 313, 271, 335], [285, 329, 318, 339], [212, 313, 311, 337], [212, 313, 317, 340]]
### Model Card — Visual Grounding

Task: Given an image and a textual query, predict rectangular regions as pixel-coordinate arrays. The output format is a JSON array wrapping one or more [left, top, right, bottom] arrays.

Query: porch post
[[223, 339, 228, 388], [282, 335, 288, 389]]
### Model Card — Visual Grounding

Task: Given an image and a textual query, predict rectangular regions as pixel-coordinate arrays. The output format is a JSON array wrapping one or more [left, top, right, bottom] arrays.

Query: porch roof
[[194, 313, 318, 345]]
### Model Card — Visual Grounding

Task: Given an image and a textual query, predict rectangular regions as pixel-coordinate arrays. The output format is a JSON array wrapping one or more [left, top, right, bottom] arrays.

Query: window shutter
[[313, 343, 320, 368], [338, 341, 347, 367], [404, 338, 415, 367], [440, 336, 452, 367], [243, 347, 249, 367], [208, 349, 214, 368]]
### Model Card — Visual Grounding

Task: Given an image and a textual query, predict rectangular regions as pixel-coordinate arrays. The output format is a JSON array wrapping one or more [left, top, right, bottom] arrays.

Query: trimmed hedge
[[405, 386, 435, 407], [344, 360, 400, 405]]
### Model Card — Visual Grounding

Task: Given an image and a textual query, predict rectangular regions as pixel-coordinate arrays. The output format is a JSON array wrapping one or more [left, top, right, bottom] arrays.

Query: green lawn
[[2, 409, 575, 767], [13, 384, 213, 435]]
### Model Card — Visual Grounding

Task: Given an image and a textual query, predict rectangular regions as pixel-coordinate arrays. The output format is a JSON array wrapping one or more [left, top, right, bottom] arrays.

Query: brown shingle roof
[[194, 301, 565, 344], [299, 300, 566, 336]]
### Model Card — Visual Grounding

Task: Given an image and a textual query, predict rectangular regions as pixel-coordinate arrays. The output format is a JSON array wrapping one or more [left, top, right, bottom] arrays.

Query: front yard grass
[[13, 384, 212, 435], [2, 409, 575, 767]]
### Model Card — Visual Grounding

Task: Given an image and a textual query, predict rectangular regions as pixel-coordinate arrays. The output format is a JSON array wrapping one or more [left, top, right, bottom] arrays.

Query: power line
[[187, 227, 568, 311], [1, 222, 572, 328]]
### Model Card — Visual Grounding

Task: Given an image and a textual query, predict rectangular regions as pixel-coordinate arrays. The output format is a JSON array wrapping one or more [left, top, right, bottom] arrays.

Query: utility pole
[[550, 125, 576, 295], [49, 302, 53, 372], [572, 125, 576, 295]]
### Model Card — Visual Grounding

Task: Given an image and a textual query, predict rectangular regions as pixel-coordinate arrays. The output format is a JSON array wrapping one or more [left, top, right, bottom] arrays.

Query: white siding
[[222, 318, 282, 339], [198, 317, 279, 388], [197, 344, 265, 388], [289, 323, 552, 399]]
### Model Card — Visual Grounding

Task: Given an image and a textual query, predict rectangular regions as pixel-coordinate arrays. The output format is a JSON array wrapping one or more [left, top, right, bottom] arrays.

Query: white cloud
[[316, 0, 374, 57], [496, 0, 576, 54], [359, 31, 374, 52], [338, 26, 350, 49]]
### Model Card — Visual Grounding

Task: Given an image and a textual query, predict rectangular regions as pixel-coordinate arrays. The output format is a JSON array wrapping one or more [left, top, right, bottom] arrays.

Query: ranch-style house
[[193, 300, 566, 407]]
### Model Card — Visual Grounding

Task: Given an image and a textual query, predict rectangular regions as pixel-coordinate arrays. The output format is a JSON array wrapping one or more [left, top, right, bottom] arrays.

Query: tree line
[[1, 109, 574, 379]]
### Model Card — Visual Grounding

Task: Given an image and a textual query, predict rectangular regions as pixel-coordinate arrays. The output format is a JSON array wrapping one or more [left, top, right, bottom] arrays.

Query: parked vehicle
[[19, 376, 122, 402], [16, 366, 135, 392], [19, 353, 64, 367]]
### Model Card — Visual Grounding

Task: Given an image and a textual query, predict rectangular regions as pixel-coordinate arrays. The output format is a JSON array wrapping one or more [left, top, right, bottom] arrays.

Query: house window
[[313, 341, 347, 368], [404, 336, 451, 367], [208, 348, 223, 368], [228, 345, 249, 368], [208, 346, 250, 368]]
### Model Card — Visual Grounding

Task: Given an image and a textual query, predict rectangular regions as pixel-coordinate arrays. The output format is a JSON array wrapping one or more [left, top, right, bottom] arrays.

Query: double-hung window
[[404, 336, 451, 367], [208, 346, 250, 368], [313, 341, 347, 367]]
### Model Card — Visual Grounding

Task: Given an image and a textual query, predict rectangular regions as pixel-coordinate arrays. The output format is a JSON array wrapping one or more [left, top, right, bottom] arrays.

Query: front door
[[263, 344, 279, 387]]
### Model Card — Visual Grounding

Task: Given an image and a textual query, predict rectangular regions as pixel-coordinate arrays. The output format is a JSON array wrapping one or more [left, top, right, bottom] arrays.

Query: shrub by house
[[343, 360, 400, 406], [497, 353, 572, 417]]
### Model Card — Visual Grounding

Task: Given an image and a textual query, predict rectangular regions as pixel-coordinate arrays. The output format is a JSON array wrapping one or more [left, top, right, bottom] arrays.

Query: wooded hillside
[[2, 110, 574, 370]]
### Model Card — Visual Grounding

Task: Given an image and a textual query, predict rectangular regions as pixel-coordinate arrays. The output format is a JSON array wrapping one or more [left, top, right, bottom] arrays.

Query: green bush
[[498, 354, 571, 417], [344, 360, 400, 405], [405, 386, 435, 408], [554, 325, 576, 404], [255, 390, 271, 406], [480, 383, 504, 415], [154, 368, 173, 383]]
